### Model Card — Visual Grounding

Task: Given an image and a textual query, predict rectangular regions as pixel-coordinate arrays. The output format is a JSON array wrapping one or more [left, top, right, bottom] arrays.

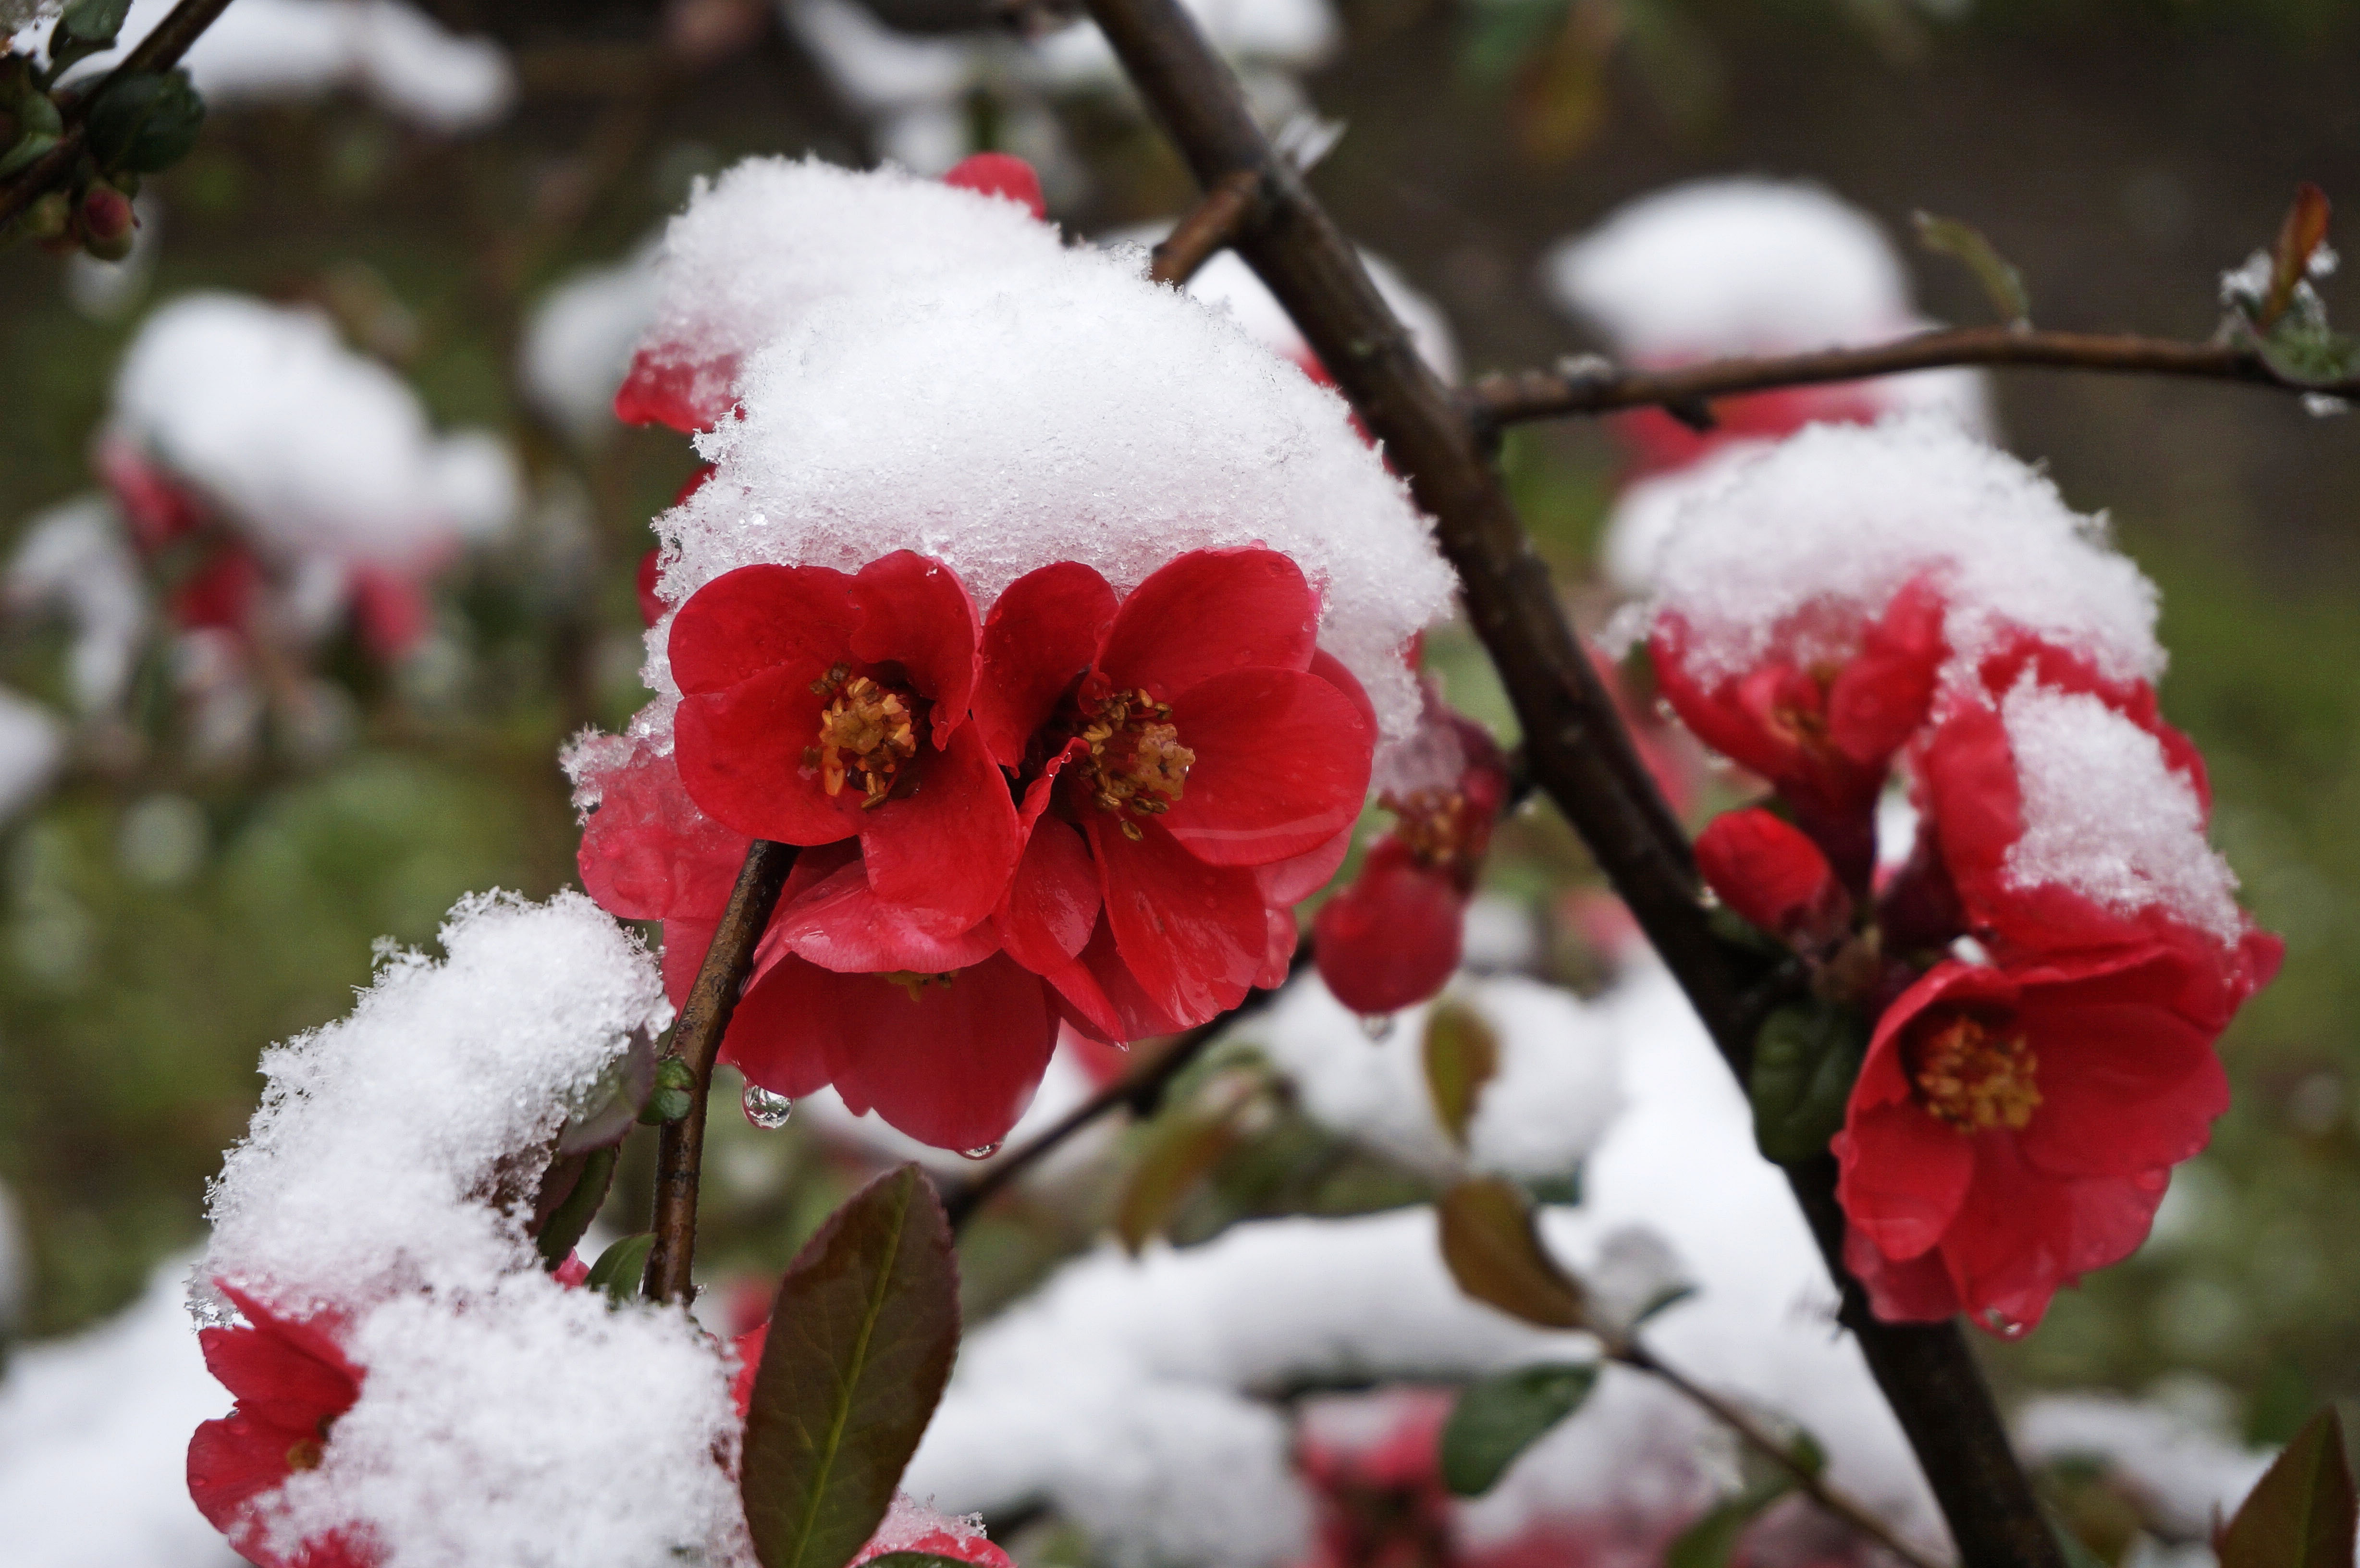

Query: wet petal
[[832, 956, 1060, 1150], [675, 667, 859, 845], [978, 563, 1118, 771], [1099, 549, 1317, 698], [852, 552, 982, 747], [861, 724, 1022, 929], [668, 563, 858, 697], [1090, 818, 1266, 1023], [995, 817, 1101, 974], [1161, 667, 1375, 866], [774, 852, 1001, 974]]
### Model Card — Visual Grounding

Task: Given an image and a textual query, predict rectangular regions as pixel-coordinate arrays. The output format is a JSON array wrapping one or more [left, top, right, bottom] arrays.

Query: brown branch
[[1463, 326, 2358, 431], [1149, 169, 1263, 286], [1612, 1334, 1952, 1568], [943, 949, 1302, 1230], [1075, 4, 2058, 1566], [0, 0, 241, 229], [641, 839, 798, 1303]]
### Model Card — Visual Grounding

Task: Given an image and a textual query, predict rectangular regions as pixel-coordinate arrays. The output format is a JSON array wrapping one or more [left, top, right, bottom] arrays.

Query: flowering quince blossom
[[974, 547, 1376, 1040], [187, 1284, 372, 1568], [669, 550, 1019, 931], [1831, 945, 2236, 1332], [1651, 576, 1944, 892], [1314, 704, 1510, 1015], [1693, 807, 1853, 954]]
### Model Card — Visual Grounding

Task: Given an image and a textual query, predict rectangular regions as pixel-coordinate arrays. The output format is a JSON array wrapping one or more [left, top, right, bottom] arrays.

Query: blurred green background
[[1, 0, 2355, 1461]]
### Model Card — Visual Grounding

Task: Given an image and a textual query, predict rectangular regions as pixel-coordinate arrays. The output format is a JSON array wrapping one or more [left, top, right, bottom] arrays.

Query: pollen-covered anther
[[1383, 788, 1487, 875], [1909, 1011, 2041, 1133], [1076, 688, 1196, 841], [880, 969, 956, 1000], [810, 673, 919, 808]]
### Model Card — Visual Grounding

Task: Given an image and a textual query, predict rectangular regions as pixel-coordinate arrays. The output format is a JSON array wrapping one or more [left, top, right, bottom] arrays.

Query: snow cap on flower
[[654, 193, 1452, 743], [622, 156, 1069, 430], [1621, 416, 2162, 697], [111, 293, 519, 568], [200, 891, 670, 1308]]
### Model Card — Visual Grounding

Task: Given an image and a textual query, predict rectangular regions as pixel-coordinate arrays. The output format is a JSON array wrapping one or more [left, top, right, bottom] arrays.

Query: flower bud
[[21, 188, 71, 242], [77, 182, 136, 260]]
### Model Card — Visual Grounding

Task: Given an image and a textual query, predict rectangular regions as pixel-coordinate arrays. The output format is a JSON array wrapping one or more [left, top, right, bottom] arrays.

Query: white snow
[[112, 293, 520, 571], [647, 172, 1452, 743], [1998, 678, 2245, 946], [0, 686, 64, 827], [5, 494, 146, 716], [202, 891, 670, 1307], [0, 1257, 243, 1568], [1622, 416, 2162, 695], [15, 0, 514, 132], [1242, 973, 1622, 1181], [1596, 440, 1771, 595]]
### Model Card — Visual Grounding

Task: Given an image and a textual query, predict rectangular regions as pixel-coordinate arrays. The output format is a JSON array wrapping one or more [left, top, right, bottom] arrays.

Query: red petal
[[1040, 947, 1129, 1043], [668, 564, 858, 697], [1693, 808, 1850, 950], [1161, 667, 1375, 867], [675, 668, 860, 845], [1099, 549, 1318, 698], [1091, 818, 1267, 1022], [860, 724, 1021, 930], [771, 851, 1000, 974], [851, 552, 982, 748], [1060, 915, 1196, 1041], [1255, 826, 1353, 907], [720, 956, 846, 1102], [831, 956, 1060, 1149], [1308, 648, 1377, 732], [2011, 952, 2227, 1177], [977, 563, 1118, 771], [995, 816, 1101, 973], [577, 746, 748, 922], [614, 347, 738, 432], [188, 1410, 307, 1530], [211, 1286, 360, 1394], [1259, 908, 1299, 990], [662, 917, 717, 1009], [1831, 1101, 1974, 1261], [1826, 576, 1944, 767], [1842, 1225, 1959, 1324], [1936, 1139, 2166, 1331], [941, 152, 1047, 219], [636, 549, 665, 628], [730, 1323, 768, 1419], [198, 1324, 358, 1430], [1312, 841, 1463, 1014]]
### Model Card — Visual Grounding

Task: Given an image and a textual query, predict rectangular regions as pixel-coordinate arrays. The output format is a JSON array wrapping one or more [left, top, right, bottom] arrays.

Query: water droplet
[[959, 1141, 1002, 1161], [742, 1084, 795, 1129], [1358, 1013, 1395, 1041]]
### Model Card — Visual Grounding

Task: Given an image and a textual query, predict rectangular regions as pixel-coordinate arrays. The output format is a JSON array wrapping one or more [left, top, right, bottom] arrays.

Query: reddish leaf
[[742, 1166, 961, 1568], [2217, 1408, 2356, 1568], [2264, 183, 2334, 329], [1437, 1177, 1587, 1330]]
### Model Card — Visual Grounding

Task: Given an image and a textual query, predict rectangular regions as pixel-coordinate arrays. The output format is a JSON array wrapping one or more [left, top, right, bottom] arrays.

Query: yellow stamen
[[1073, 687, 1195, 836], [1911, 1012, 2041, 1133], [812, 673, 919, 810]]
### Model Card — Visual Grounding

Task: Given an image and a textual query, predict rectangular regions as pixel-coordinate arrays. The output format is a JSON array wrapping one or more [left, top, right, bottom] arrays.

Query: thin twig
[[1149, 169, 1263, 286], [0, 0, 240, 229], [1073, 4, 2061, 1566], [1462, 326, 2358, 432], [1610, 1334, 1952, 1568], [944, 950, 1303, 1230], [641, 839, 798, 1303]]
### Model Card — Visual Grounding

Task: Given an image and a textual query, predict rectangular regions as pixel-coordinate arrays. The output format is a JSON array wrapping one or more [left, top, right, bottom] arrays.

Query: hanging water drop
[[1358, 1013, 1395, 1042], [959, 1141, 1002, 1161], [742, 1083, 795, 1129]]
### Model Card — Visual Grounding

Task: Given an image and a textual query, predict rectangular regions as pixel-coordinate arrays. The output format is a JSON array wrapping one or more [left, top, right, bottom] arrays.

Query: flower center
[[880, 969, 955, 1000], [805, 666, 920, 810], [1072, 686, 1195, 841], [1908, 1010, 2041, 1133], [1383, 787, 1489, 876], [1765, 662, 1842, 755]]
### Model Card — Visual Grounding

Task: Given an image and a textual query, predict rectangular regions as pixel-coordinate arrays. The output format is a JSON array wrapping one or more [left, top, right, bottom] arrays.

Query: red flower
[[670, 551, 1019, 932], [577, 740, 751, 1005], [974, 550, 1375, 1034], [1611, 384, 1887, 478], [1651, 576, 1945, 890], [1832, 946, 2232, 1332], [940, 152, 1047, 219], [723, 842, 1060, 1151], [1693, 807, 1852, 953], [1314, 710, 1509, 1015], [188, 1284, 373, 1568], [1910, 686, 2279, 1026]]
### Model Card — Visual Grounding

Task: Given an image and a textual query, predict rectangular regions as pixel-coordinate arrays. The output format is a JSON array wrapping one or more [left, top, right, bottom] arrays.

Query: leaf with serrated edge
[[1440, 1362, 1599, 1496], [2217, 1408, 2356, 1568], [1437, 1177, 1586, 1329], [1424, 998, 1500, 1149], [742, 1164, 961, 1568]]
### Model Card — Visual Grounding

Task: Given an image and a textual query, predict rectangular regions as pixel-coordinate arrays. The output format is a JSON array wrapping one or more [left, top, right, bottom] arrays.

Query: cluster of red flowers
[[581, 545, 1377, 1151], [1672, 593, 2279, 1332]]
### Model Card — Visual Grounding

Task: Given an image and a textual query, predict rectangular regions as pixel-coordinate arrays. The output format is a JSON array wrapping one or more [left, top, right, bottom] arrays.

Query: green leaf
[[533, 1145, 617, 1269], [563, 1029, 657, 1152], [83, 69, 206, 174], [637, 1054, 698, 1126], [1440, 1362, 1600, 1496], [1116, 1102, 1244, 1255], [584, 1232, 653, 1303], [1436, 1176, 1586, 1330], [2046, 1510, 2111, 1568], [2252, 318, 2360, 392], [58, 0, 132, 42], [742, 1164, 961, 1568], [1424, 998, 1501, 1149], [1914, 210, 2032, 329], [1747, 1003, 1867, 1165], [1665, 1472, 1797, 1568], [2216, 1408, 2356, 1568]]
